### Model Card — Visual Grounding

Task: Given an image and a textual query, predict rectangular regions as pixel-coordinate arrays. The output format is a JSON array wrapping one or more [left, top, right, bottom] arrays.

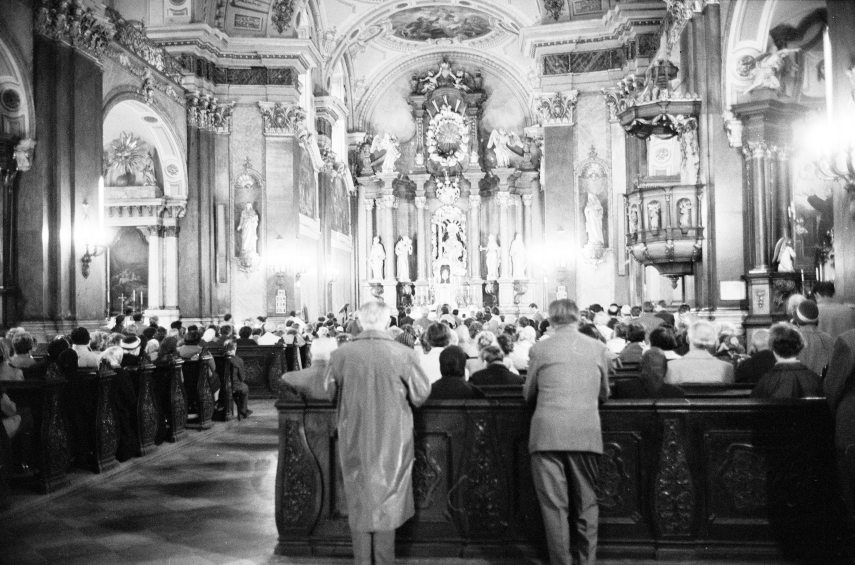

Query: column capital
[[163, 225, 180, 238], [533, 91, 579, 126], [257, 101, 308, 137]]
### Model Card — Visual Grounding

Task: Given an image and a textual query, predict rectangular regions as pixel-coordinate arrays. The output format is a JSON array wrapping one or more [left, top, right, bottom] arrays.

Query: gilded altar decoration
[[426, 104, 469, 168], [258, 102, 307, 137], [741, 47, 801, 98], [533, 91, 579, 126], [105, 7, 183, 82], [434, 172, 460, 206], [271, 0, 296, 34], [35, 0, 113, 62], [105, 132, 156, 187]]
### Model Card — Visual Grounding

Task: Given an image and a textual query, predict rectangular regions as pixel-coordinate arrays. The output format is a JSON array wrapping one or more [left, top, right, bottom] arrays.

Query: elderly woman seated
[[469, 346, 524, 387], [9, 332, 37, 369], [428, 346, 485, 400], [665, 320, 735, 385], [751, 323, 823, 400]]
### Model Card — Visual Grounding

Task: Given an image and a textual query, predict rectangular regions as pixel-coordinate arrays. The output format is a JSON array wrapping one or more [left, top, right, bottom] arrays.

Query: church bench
[[3, 371, 71, 493], [153, 359, 187, 443], [274, 394, 843, 561], [234, 343, 294, 398], [65, 366, 119, 474], [110, 364, 159, 459], [181, 356, 215, 430]]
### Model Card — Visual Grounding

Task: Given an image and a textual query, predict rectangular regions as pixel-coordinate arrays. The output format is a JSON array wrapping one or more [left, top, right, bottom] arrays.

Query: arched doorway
[[102, 97, 187, 321]]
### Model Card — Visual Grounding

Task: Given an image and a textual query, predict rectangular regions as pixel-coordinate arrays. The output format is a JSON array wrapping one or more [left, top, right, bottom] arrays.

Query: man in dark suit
[[735, 329, 776, 384], [469, 346, 523, 387], [428, 346, 484, 400], [637, 301, 664, 335], [225, 340, 251, 418], [524, 299, 611, 565], [825, 328, 855, 528]]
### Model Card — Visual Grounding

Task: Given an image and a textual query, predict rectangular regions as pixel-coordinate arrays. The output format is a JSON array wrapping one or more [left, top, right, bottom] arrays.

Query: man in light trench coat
[[325, 300, 431, 564]]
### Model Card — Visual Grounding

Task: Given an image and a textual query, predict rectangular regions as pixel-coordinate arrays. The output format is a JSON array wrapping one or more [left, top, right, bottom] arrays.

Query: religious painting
[[109, 227, 148, 315], [298, 146, 317, 218], [328, 176, 351, 236], [389, 7, 492, 42]]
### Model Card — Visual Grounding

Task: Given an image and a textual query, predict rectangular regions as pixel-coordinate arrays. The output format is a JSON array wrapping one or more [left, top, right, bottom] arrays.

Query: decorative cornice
[[186, 93, 234, 133], [533, 91, 579, 126], [34, 0, 113, 62], [257, 102, 307, 137], [315, 95, 349, 124], [105, 7, 183, 83], [104, 198, 187, 225]]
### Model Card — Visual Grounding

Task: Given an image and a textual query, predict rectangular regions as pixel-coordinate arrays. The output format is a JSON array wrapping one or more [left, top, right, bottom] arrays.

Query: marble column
[[521, 194, 534, 259], [415, 193, 427, 281], [468, 194, 482, 280], [146, 226, 163, 310], [164, 226, 179, 310], [376, 189, 397, 302], [358, 187, 374, 300]]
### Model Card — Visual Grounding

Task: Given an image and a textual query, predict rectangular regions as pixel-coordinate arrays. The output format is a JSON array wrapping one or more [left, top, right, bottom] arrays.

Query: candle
[[141, 291, 144, 307], [132, 289, 136, 304]]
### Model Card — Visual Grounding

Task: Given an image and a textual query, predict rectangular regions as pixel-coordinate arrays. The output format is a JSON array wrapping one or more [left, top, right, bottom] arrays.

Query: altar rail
[[274, 394, 848, 561]]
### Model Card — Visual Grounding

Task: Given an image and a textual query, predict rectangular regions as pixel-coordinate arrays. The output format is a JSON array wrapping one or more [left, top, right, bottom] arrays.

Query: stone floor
[[0, 399, 790, 565]]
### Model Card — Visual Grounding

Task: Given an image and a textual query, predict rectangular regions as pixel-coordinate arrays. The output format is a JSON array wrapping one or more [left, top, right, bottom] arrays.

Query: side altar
[[350, 57, 543, 312]]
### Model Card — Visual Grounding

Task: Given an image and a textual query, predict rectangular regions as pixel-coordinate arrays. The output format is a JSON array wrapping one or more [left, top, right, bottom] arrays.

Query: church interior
[[3, 0, 855, 563]]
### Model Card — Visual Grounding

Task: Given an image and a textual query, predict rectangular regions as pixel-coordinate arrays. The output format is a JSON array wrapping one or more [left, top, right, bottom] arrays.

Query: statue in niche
[[482, 233, 500, 280], [237, 202, 259, 260], [584, 193, 605, 246], [487, 129, 519, 168], [440, 223, 465, 272], [370, 132, 400, 174], [395, 236, 413, 282], [678, 199, 693, 228], [141, 154, 158, 186], [773, 236, 796, 273], [629, 206, 640, 233], [677, 117, 700, 185], [509, 233, 526, 280], [356, 139, 375, 176], [648, 201, 661, 231], [743, 47, 801, 96], [370, 236, 386, 280]]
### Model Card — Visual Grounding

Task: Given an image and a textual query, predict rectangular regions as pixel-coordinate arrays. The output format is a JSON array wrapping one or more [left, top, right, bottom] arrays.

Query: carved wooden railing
[[3, 369, 71, 493], [274, 396, 845, 561], [66, 366, 118, 474], [182, 357, 214, 431], [153, 359, 187, 443], [235, 344, 296, 398]]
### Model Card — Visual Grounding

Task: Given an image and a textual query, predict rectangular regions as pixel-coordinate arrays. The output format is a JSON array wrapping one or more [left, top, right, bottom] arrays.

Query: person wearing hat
[[119, 335, 142, 367], [70, 327, 100, 369], [793, 299, 834, 377]]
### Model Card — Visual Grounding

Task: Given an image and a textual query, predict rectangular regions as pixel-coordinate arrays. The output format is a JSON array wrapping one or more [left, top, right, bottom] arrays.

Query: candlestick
[[132, 289, 136, 305], [141, 291, 144, 308]]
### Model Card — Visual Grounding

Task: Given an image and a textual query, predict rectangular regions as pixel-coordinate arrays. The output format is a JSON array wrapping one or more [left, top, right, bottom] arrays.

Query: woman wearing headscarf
[[613, 348, 685, 399]]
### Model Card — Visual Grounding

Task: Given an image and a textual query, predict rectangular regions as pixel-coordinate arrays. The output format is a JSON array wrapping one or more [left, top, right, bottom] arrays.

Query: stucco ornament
[[426, 104, 469, 168]]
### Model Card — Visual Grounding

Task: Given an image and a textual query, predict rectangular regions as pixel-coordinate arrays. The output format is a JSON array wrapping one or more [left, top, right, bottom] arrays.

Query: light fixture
[[79, 178, 107, 279]]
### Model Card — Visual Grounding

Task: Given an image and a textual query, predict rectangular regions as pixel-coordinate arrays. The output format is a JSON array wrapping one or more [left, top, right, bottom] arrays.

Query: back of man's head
[[223, 313, 232, 322], [751, 329, 770, 353], [768, 322, 804, 359], [220, 325, 233, 337], [311, 336, 338, 362], [548, 299, 579, 326], [688, 321, 717, 352], [170, 320, 183, 330], [528, 303, 538, 310], [642, 301, 655, 313], [132, 313, 143, 322], [70, 327, 90, 346], [630, 306, 642, 317], [439, 345, 467, 378], [678, 303, 691, 314], [793, 299, 820, 326], [480, 345, 504, 364], [359, 301, 391, 331], [813, 281, 836, 299], [238, 326, 252, 339]]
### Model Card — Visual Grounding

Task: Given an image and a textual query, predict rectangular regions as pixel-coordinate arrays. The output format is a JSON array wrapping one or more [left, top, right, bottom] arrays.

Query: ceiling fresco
[[388, 6, 492, 42]]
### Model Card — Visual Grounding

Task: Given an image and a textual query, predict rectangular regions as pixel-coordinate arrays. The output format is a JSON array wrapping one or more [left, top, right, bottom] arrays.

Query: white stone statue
[[370, 132, 400, 174], [237, 202, 259, 259], [648, 201, 661, 231], [142, 153, 158, 186], [629, 206, 640, 233], [584, 193, 605, 246], [482, 233, 500, 280], [395, 236, 413, 281], [509, 233, 526, 279], [679, 199, 692, 228], [678, 121, 700, 185], [773, 236, 796, 273], [370, 235, 386, 280], [743, 48, 800, 96], [487, 128, 519, 168]]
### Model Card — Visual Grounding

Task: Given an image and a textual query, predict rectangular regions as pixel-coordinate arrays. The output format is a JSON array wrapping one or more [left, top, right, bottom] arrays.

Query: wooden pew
[[182, 356, 215, 430], [235, 343, 290, 398], [153, 359, 187, 443], [206, 346, 234, 421], [65, 365, 118, 474], [111, 363, 159, 458], [3, 366, 71, 493]]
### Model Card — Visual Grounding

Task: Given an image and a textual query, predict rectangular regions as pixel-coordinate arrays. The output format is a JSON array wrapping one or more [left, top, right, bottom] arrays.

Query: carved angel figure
[[370, 132, 400, 174], [773, 236, 796, 273], [743, 48, 800, 96], [648, 201, 662, 231], [487, 128, 519, 168], [678, 199, 693, 228]]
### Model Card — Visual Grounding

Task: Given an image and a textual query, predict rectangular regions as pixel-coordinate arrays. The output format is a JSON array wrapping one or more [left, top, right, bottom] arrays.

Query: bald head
[[751, 329, 770, 353], [688, 320, 717, 351], [358, 301, 391, 331]]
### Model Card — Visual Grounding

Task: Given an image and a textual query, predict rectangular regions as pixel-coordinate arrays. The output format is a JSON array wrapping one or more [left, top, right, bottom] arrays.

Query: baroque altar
[[352, 56, 542, 311]]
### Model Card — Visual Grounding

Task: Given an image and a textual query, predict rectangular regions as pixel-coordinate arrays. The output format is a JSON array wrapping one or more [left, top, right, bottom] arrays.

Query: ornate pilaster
[[34, 0, 114, 63], [163, 225, 179, 309], [468, 194, 482, 281], [358, 192, 375, 298], [533, 91, 579, 126], [415, 194, 428, 282], [376, 192, 396, 282], [521, 193, 534, 253], [145, 225, 163, 310], [495, 190, 513, 284]]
